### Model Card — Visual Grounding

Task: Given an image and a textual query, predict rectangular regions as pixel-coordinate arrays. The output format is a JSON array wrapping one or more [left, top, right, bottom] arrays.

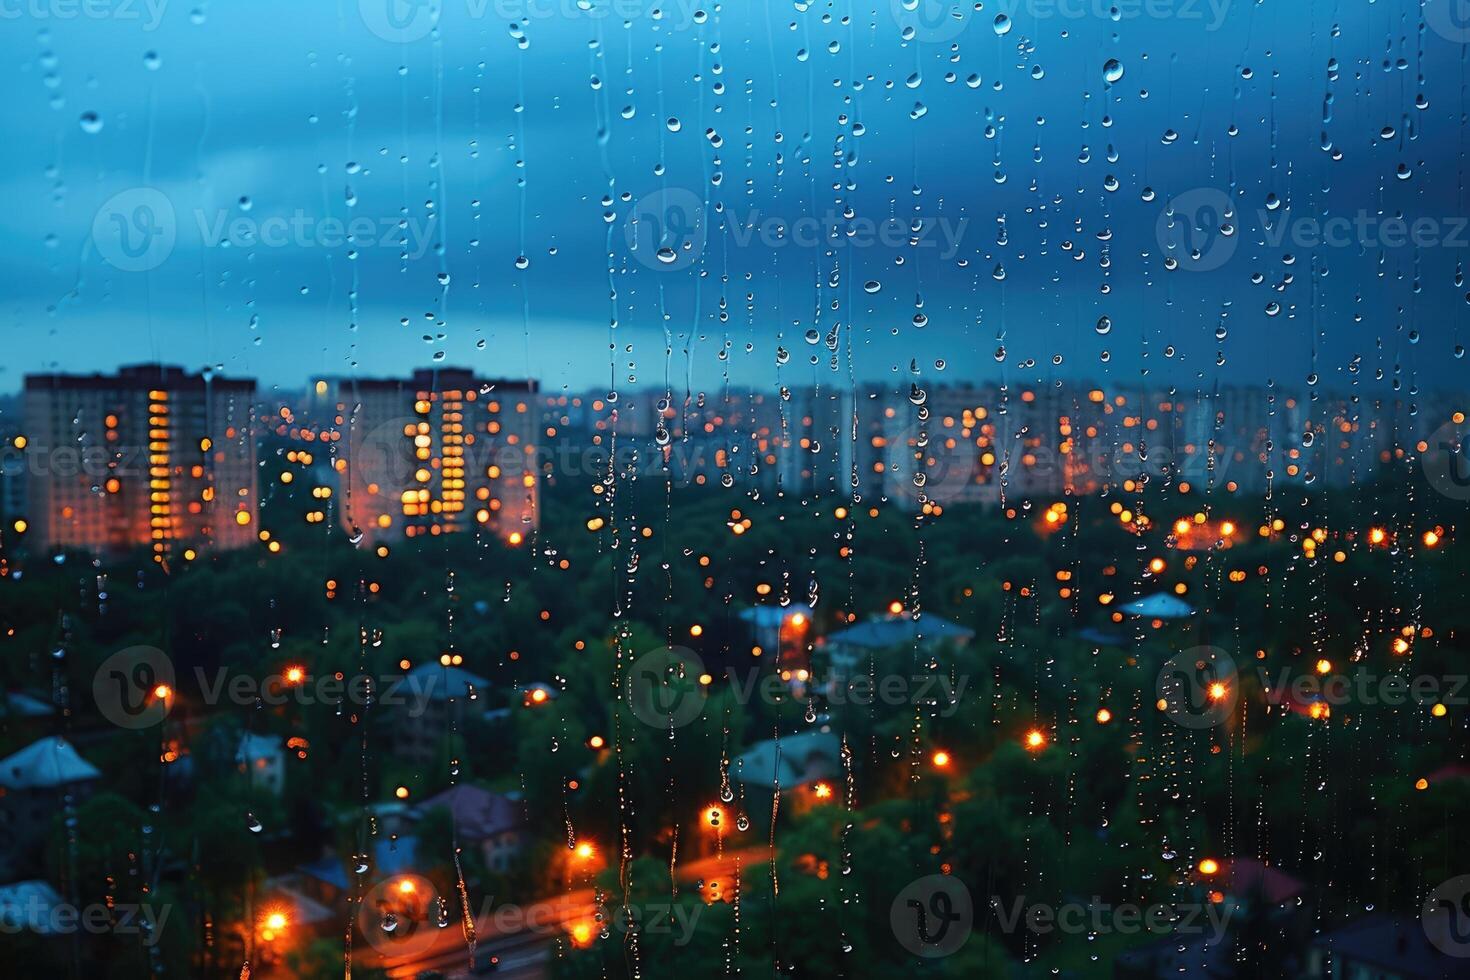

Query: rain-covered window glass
[[2, 1, 1469, 978]]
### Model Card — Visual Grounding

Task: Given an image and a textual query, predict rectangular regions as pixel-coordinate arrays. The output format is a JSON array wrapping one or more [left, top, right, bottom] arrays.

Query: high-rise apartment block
[[22, 365, 257, 559], [325, 369, 539, 545]]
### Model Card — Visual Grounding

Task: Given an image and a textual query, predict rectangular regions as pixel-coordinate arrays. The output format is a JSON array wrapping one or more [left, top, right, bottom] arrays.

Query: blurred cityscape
[[5, 363, 1465, 559]]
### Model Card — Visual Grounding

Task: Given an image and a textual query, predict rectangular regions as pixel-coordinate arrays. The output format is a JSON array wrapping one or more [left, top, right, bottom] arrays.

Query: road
[[372, 847, 767, 979]]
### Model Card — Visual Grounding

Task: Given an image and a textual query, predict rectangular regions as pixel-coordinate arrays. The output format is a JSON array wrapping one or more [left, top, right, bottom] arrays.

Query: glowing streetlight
[[261, 910, 289, 943]]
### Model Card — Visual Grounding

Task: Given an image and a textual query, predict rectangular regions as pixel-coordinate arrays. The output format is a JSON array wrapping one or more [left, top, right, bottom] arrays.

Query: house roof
[[1221, 857, 1305, 905], [1119, 593, 1195, 619], [1075, 627, 1128, 648], [1311, 914, 1470, 979], [417, 784, 523, 841], [1426, 763, 1470, 784], [0, 737, 101, 789], [738, 604, 813, 629], [403, 664, 490, 703], [0, 880, 66, 933], [299, 837, 419, 892], [733, 731, 840, 789], [824, 613, 974, 651], [1115, 934, 1230, 978], [3, 692, 55, 718], [235, 733, 283, 764]]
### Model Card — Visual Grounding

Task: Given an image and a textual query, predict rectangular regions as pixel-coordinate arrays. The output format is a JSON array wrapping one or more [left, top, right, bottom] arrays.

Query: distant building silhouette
[[320, 368, 539, 546], [22, 365, 257, 560]]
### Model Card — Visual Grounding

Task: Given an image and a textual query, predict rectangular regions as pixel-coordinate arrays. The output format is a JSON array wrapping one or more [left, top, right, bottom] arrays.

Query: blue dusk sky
[[0, 0, 1466, 398]]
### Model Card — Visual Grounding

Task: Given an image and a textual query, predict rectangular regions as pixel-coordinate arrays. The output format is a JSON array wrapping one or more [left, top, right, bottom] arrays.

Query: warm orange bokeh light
[[931, 750, 951, 768], [1024, 729, 1047, 751], [1198, 858, 1220, 876]]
